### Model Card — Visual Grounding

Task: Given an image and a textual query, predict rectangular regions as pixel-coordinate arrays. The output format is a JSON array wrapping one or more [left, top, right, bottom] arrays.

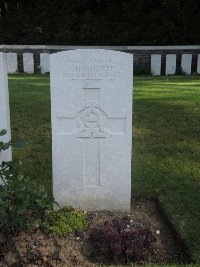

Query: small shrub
[[0, 129, 54, 232], [41, 206, 87, 235], [90, 216, 156, 264], [35, 65, 41, 74], [134, 65, 151, 75], [176, 67, 187, 76]]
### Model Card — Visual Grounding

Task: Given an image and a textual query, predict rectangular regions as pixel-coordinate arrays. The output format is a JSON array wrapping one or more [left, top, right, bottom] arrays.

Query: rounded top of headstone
[[50, 49, 133, 60]]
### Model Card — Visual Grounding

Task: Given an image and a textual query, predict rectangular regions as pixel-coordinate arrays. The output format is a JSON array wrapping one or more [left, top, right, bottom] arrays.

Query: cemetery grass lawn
[[8, 74, 200, 264], [9, 74, 52, 192], [133, 76, 200, 263]]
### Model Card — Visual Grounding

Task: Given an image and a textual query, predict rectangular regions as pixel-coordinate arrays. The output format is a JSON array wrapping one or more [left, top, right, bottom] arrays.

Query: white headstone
[[181, 54, 192, 75], [0, 53, 12, 165], [197, 54, 200, 74], [40, 53, 50, 74], [6, 53, 18, 73], [166, 54, 176, 75], [50, 49, 133, 211], [151, 54, 161, 75], [23, 53, 34, 73]]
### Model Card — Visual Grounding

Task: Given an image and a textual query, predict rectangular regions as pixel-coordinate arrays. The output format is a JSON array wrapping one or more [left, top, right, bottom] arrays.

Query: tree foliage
[[0, 0, 199, 45]]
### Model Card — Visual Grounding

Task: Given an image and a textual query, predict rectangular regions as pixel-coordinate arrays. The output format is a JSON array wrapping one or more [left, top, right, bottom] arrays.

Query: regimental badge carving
[[75, 101, 109, 138]]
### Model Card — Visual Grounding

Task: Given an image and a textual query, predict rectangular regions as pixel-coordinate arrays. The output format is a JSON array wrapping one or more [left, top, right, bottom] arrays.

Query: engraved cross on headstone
[[57, 87, 126, 187]]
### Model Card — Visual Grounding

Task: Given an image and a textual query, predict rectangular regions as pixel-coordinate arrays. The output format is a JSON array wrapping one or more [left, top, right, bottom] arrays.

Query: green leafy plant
[[0, 129, 11, 153], [0, 129, 54, 232], [41, 206, 87, 235]]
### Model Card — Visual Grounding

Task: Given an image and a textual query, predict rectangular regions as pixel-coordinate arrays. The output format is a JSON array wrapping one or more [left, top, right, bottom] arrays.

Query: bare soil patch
[[0, 199, 189, 266]]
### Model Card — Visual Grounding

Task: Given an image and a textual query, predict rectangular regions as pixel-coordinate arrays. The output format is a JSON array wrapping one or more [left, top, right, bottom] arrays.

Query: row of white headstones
[[151, 54, 200, 75], [6, 53, 50, 74], [0, 49, 133, 211], [5, 52, 200, 75]]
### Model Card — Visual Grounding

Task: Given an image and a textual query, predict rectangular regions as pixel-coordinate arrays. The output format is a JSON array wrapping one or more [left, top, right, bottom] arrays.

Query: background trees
[[0, 0, 199, 45]]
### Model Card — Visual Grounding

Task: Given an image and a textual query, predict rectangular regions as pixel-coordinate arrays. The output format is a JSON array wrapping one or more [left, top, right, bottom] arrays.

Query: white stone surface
[[40, 53, 50, 74], [151, 54, 161, 75], [50, 49, 133, 211], [6, 53, 18, 73], [166, 54, 176, 75], [0, 53, 12, 165], [197, 54, 200, 74], [181, 54, 192, 75], [23, 53, 34, 73]]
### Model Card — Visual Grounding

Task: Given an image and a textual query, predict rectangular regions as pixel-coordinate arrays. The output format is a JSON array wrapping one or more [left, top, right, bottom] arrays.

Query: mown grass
[[9, 74, 52, 192], [133, 76, 200, 263], [8, 74, 200, 264]]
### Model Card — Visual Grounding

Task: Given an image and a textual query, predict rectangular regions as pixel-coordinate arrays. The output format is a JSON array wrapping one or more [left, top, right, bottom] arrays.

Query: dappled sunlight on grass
[[23, 82, 50, 86], [9, 74, 50, 80]]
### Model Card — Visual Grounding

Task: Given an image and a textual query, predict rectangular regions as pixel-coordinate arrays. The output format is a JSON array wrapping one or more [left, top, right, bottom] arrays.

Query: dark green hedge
[[0, 0, 200, 45]]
